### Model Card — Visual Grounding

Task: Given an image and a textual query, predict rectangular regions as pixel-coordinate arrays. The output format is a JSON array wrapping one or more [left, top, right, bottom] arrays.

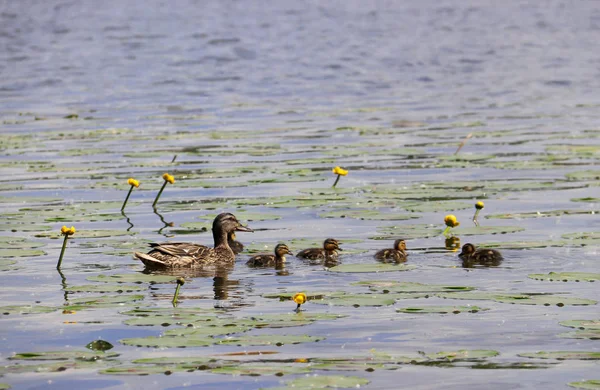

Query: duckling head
[[394, 239, 407, 252], [275, 243, 293, 257], [459, 243, 476, 257], [323, 238, 342, 251]]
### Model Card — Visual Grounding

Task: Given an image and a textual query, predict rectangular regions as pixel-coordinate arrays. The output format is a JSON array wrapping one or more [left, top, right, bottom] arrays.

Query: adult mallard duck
[[296, 238, 342, 261], [374, 239, 407, 263], [458, 243, 503, 266], [134, 213, 252, 268], [246, 243, 293, 267], [228, 231, 244, 254]]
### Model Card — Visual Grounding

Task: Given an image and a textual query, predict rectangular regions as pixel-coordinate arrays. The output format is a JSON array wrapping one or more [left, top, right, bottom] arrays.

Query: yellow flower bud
[[332, 166, 348, 176], [475, 201, 484, 210], [444, 214, 460, 228], [162, 173, 175, 184], [293, 292, 307, 305], [127, 178, 140, 188]]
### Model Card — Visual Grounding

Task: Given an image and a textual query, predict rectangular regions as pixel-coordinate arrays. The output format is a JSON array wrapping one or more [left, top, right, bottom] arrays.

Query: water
[[1, 1, 599, 389]]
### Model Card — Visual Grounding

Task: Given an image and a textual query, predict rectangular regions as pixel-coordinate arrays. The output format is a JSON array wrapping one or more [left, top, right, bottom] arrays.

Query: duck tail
[[134, 252, 167, 268]]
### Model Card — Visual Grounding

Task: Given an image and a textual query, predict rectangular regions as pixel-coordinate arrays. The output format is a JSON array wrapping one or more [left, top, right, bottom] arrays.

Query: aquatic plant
[[293, 292, 307, 312], [473, 201, 484, 226], [172, 277, 185, 307], [331, 166, 348, 188], [152, 173, 175, 208], [56, 225, 75, 269], [121, 178, 140, 211], [443, 214, 460, 237]]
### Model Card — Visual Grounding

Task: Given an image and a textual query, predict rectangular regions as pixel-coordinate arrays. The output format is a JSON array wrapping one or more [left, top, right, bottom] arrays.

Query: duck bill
[[236, 225, 253, 232], [337, 247, 343, 251], [287, 251, 295, 256]]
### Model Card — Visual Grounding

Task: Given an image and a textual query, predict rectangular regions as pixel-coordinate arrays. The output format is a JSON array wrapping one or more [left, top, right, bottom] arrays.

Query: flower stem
[[473, 209, 480, 227], [332, 174, 341, 188], [172, 279, 184, 307], [56, 235, 69, 269], [442, 226, 451, 237], [152, 181, 168, 208], [121, 185, 134, 211]]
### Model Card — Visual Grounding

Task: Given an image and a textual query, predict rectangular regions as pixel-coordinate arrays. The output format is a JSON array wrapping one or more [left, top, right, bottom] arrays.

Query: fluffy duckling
[[134, 213, 252, 268], [246, 243, 293, 267], [296, 238, 342, 261], [458, 243, 503, 266], [374, 239, 407, 263]]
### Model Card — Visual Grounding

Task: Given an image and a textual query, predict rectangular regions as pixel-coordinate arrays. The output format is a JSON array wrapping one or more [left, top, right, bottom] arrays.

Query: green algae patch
[[518, 351, 600, 360], [397, 305, 488, 314], [528, 272, 600, 282], [328, 263, 416, 273]]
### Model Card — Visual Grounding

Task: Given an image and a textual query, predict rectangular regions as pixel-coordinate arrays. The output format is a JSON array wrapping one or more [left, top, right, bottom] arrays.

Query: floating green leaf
[[354, 281, 475, 293], [528, 272, 600, 282], [568, 380, 600, 389], [558, 330, 600, 340], [210, 363, 311, 376], [328, 263, 416, 273], [87, 273, 177, 284], [0, 305, 57, 315], [216, 334, 325, 347], [280, 374, 370, 389], [65, 284, 146, 293], [559, 320, 600, 330], [9, 350, 119, 361], [518, 351, 600, 360], [425, 350, 499, 361], [397, 306, 488, 314]]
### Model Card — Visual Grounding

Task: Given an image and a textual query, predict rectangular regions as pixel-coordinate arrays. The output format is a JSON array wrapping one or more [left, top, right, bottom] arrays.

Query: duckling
[[228, 231, 244, 254], [374, 239, 407, 263], [296, 238, 342, 261], [246, 243, 293, 267], [458, 243, 503, 267], [134, 213, 252, 268]]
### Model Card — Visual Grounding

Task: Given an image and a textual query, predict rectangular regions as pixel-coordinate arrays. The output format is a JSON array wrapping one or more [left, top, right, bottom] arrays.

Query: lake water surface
[[1, 1, 599, 389]]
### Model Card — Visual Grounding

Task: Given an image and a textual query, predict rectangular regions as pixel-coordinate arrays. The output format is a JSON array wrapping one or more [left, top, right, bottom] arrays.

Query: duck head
[[275, 243, 293, 257], [394, 239, 407, 252], [323, 238, 342, 251], [459, 243, 476, 257]]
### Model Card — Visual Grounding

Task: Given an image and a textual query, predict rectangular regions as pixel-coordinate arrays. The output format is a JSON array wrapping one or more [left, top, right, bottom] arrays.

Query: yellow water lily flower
[[162, 173, 175, 184], [332, 166, 348, 176], [293, 292, 307, 311], [61, 225, 76, 235], [473, 201, 485, 226], [293, 292, 307, 305], [57, 225, 76, 269], [127, 178, 140, 188], [444, 215, 460, 228]]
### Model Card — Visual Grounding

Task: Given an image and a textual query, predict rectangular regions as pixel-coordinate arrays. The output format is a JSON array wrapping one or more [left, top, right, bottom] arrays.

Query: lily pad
[[0, 248, 46, 257], [313, 293, 402, 307], [438, 291, 596, 306], [528, 272, 600, 282], [9, 350, 119, 361], [0, 305, 57, 315], [425, 349, 499, 361], [486, 210, 597, 220], [210, 363, 311, 376], [452, 226, 525, 235], [397, 305, 488, 314], [120, 336, 214, 348], [328, 263, 416, 273], [35, 229, 135, 239], [354, 281, 475, 293], [559, 320, 600, 330], [64, 294, 145, 310], [319, 209, 417, 221], [99, 365, 187, 376], [568, 380, 600, 389], [216, 334, 325, 347], [279, 375, 370, 389], [65, 284, 146, 293], [558, 330, 600, 340], [518, 351, 600, 360], [87, 273, 177, 284]]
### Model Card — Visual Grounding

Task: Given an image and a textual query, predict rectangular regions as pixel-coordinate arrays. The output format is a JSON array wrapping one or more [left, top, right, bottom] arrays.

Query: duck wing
[[148, 242, 211, 258]]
